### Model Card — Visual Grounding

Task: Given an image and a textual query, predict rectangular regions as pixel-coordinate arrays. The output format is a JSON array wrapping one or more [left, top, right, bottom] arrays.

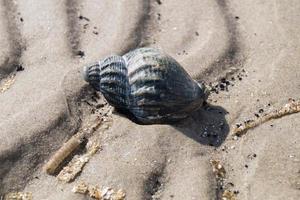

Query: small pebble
[[79, 15, 90, 21], [83, 24, 89, 29], [219, 84, 225, 91], [227, 182, 235, 187], [157, 13, 161, 20], [156, 0, 162, 5], [233, 190, 239, 195], [16, 64, 24, 71], [77, 50, 85, 57]]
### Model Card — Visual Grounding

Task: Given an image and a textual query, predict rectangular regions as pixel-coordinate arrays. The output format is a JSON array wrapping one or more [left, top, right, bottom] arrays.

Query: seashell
[[83, 47, 209, 124]]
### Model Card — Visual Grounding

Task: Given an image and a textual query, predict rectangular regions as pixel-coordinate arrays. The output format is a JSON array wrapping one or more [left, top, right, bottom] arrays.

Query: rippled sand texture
[[0, 0, 300, 199]]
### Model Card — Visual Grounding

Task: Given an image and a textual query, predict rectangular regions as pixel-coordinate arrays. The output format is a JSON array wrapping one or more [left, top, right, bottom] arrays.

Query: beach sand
[[0, 0, 299, 199]]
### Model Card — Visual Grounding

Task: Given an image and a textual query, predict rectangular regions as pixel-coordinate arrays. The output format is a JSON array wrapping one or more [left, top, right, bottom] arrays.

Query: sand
[[0, 0, 299, 199]]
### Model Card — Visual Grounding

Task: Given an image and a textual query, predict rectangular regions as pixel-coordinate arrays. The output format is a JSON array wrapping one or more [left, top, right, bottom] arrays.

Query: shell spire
[[83, 55, 129, 108]]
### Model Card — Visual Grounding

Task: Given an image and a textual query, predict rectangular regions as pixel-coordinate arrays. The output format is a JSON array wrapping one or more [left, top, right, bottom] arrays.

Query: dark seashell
[[83, 47, 209, 124]]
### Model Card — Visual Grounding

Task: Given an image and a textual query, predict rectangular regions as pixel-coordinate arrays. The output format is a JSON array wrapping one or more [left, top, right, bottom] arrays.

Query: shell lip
[[196, 81, 210, 100], [203, 84, 210, 100]]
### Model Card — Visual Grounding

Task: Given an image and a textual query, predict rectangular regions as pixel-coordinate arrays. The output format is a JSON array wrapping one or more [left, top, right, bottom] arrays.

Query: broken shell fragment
[[2, 192, 32, 200], [72, 182, 126, 200]]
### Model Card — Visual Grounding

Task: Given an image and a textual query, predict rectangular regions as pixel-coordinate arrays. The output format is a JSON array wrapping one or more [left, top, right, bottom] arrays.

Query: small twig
[[43, 118, 102, 175], [232, 99, 300, 137]]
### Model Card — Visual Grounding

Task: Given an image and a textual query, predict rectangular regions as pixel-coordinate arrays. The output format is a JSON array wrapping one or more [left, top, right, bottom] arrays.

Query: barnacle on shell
[[83, 47, 209, 124]]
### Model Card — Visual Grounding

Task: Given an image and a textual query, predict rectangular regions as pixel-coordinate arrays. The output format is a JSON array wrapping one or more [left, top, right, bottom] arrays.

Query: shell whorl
[[83, 48, 208, 124], [83, 55, 129, 108]]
